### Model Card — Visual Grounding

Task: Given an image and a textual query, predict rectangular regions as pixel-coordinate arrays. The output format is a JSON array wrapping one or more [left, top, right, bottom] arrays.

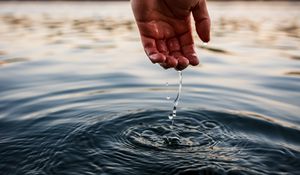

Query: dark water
[[1, 110, 300, 175], [0, 1, 300, 175]]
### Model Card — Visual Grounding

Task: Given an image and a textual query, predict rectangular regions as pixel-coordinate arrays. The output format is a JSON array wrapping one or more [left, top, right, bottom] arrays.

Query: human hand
[[131, 0, 210, 70]]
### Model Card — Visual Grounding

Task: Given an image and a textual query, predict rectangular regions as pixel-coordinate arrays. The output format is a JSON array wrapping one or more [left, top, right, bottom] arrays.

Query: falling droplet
[[168, 71, 182, 121], [165, 82, 170, 100]]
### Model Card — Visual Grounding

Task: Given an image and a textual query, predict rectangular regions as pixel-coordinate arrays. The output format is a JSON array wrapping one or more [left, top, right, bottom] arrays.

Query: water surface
[[0, 1, 299, 175]]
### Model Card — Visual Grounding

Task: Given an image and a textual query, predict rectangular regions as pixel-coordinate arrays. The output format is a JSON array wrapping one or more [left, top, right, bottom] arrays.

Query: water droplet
[[203, 42, 208, 46], [166, 96, 171, 100], [165, 82, 169, 87], [167, 71, 182, 120]]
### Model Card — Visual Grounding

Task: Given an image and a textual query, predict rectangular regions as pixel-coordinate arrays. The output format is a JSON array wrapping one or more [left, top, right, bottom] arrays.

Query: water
[[165, 82, 171, 100], [0, 1, 300, 175], [168, 71, 182, 120]]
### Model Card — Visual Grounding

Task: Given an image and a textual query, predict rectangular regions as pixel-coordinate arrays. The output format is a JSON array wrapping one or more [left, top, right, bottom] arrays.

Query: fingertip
[[192, 0, 211, 43], [149, 53, 166, 63], [159, 63, 170, 69], [159, 56, 178, 69], [176, 56, 189, 71], [196, 19, 210, 43], [166, 56, 178, 68], [186, 53, 199, 66]]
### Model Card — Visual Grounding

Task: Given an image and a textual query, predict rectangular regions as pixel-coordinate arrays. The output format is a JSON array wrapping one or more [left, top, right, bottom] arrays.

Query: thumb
[[192, 0, 211, 42]]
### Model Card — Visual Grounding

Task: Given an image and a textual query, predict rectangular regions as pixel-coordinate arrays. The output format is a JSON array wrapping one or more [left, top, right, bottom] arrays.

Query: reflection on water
[[0, 110, 300, 174], [285, 71, 300, 76], [198, 45, 231, 54], [0, 57, 29, 66], [290, 55, 300, 60], [0, 1, 299, 175]]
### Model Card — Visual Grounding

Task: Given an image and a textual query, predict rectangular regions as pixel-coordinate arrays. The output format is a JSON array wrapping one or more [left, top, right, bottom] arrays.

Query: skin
[[131, 0, 210, 70]]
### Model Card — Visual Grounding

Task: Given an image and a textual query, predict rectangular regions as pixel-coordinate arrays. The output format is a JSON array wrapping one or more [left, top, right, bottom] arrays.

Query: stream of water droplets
[[168, 71, 182, 121]]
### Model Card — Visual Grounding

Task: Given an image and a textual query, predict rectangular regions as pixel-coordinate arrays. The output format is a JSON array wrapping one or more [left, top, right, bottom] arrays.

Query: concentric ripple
[[82, 110, 300, 175], [123, 113, 226, 151], [2, 109, 299, 175]]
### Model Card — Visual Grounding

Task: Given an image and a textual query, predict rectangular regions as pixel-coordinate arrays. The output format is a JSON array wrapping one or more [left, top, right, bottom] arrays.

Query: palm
[[131, 0, 210, 70]]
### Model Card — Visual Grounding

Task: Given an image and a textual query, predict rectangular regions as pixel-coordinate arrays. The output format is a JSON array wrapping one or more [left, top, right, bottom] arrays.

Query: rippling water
[[0, 1, 300, 175]]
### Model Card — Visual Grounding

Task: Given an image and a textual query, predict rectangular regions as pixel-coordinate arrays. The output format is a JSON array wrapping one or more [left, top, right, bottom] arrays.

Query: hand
[[131, 0, 210, 70]]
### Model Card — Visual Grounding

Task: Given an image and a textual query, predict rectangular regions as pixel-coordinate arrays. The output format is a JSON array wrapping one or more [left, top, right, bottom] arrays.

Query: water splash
[[168, 71, 182, 120]]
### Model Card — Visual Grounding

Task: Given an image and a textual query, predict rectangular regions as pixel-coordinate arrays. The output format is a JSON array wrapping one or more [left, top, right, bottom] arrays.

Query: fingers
[[179, 31, 199, 66], [167, 38, 189, 70], [185, 52, 199, 66], [141, 36, 166, 63], [156, 40, 168, 54], [149, 53, 166, 63], [160, 56, 178, 69], [160, 54, 188, 71], [141, 35, 193, 70], [156, 39, 178, 69], [176, 55, 189, 70], [192, 0, 211, 42]]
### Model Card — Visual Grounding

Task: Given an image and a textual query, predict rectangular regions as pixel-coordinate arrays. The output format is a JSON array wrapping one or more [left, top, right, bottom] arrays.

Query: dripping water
[[165, 82, 171, 100], [168, 71, 182, 122]]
